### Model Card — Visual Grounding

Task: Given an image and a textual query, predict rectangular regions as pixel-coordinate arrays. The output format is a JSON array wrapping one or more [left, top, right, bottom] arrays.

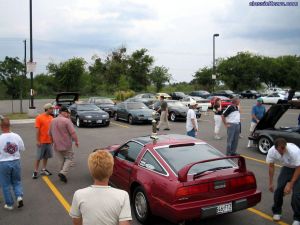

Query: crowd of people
[[0, 98, 299, 225]]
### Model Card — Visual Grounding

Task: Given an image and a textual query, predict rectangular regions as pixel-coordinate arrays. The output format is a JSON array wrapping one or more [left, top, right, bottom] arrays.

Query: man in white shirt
[[186, 101, 198, 137], [222, 98, 241, 156], [266, 138, 300, 225], [0, 118, 25, 210], [70, 150, 132, 225]]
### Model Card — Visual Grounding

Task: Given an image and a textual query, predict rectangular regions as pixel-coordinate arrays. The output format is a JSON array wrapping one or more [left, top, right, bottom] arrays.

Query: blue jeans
[[0, 160, 23, 206], [226, 123, 240, 155], [187, 128, 196, 137]]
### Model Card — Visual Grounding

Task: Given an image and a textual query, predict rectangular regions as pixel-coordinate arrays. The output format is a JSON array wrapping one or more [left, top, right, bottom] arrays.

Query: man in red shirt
[[32, 103, 53, 179], [49, 106, 79, 183]]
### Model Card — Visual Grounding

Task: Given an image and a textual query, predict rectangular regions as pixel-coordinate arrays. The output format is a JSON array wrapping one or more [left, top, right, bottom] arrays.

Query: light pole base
[[27, 108, 37, 118]]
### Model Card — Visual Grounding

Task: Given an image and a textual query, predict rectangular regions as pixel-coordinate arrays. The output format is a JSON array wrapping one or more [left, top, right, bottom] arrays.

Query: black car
[[189, 90, 210, 99], [212, 90, 238, 99], [248, 104, 300, 154], [152, 100, 201, 122], [113, 102, 158, 124], [87, 97, 115, 117], [240, 90, 261, 99], [69, 103, 110, 127], [125, 93, 156, 107], [52, 92, 79, 117], [169, 92, 186, 100]]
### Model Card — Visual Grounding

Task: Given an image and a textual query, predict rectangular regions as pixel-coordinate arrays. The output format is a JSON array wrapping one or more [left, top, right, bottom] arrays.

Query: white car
[[180, 96, 211, 111], [261, 93, 297, 104], [263, 87, 286, 96]]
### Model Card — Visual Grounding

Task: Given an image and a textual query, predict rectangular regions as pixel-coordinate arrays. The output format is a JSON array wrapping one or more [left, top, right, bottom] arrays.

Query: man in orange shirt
[[32, 103, 54, 179]]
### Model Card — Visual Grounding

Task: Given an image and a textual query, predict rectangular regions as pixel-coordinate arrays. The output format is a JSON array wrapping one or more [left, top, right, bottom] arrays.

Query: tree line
[[0, 49, 299, 100]]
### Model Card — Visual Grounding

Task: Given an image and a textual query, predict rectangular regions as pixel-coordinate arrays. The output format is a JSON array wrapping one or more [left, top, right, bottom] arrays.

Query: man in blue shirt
[[247, 98, 266, 148]]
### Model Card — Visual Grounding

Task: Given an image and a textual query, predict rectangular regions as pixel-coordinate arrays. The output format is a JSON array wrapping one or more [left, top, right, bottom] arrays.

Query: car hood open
[[254, 104, 290, 131], [56, 92, 79, 103]]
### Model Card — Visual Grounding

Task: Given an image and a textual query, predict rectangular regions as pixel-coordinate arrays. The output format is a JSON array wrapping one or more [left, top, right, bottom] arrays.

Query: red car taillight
[[176, 183, 209, 198], [230, 175, 256, 190]]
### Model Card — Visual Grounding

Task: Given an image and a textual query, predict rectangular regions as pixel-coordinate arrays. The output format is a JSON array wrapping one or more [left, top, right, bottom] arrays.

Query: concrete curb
[[11, 119, 35, 124]]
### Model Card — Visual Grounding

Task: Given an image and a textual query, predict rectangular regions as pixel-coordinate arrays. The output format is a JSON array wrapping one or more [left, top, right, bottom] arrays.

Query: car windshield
[[77, 104, 100, 111], [167, 101, 186, 107], [199, 91, 210, 95], [127, 103, 147, 109], [94, 98, 114, 104], [225, 90, 234, 94], [156, 143, 236, 175], [176, 92, 186, 97]]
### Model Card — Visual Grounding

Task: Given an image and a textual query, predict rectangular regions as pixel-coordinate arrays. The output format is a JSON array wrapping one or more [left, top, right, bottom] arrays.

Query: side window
[[119, 103, 125, 109], [117, 141, 143, 163], [140, 151, 167, 175]]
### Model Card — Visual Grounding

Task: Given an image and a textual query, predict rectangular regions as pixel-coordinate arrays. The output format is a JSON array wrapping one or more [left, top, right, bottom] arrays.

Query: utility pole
[[29, 0, 35, 109], [20, 40, 27, 113]]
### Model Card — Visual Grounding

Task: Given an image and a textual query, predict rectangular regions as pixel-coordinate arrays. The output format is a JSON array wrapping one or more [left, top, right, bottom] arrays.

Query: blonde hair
[[88, 150, 114, 181]]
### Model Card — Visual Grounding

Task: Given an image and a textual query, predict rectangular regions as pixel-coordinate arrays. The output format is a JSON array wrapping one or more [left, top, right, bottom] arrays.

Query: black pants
[[272, 166, 300, 221]]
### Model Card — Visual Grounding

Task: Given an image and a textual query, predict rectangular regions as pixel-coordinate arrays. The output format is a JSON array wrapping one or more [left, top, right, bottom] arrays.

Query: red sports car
[[209, 96, 232, 110], [102, 134, 261, 224]]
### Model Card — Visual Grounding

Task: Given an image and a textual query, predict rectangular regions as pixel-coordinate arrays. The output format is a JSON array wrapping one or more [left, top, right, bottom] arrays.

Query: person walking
[[186, 101, 198, 137], [0, 118, 25, 210], [247, 98, 266, 148], [70, 150, 132, 225], [222, 97, 241, 156], [156, 96, 170, 131], [32, 103, 54, 179], [213, 98, 223, 139], [49, 106, 79, 183], [266, 138, 300, 225]]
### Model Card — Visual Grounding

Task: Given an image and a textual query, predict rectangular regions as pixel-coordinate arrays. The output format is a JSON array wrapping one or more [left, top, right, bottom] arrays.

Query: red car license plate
[[216, 202, 232, 214]]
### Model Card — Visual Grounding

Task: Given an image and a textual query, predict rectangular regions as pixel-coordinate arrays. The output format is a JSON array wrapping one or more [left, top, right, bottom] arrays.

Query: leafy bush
[[114, 90, 135, 101]]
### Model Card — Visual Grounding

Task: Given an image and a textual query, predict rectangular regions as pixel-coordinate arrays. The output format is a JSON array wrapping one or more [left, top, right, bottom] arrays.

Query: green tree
[[0, 56, 25, 99], [34, 73, 55, 97], [127, 48, 154, 92], [47, 57, 86, 92], [192, 67, 214, 92], [217, 52, 261, 91], [150, 66, 172, 92]]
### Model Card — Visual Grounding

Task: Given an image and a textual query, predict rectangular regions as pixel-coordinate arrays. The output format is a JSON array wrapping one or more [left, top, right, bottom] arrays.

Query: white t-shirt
[[266, 143, 300, 168], [186, 109, 198, 132], [0, 132, 25, 162], [70, 185, 132, 225]]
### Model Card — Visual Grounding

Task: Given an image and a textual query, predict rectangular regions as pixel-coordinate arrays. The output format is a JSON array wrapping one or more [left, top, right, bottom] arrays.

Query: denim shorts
[[36, 144, 53, 160]]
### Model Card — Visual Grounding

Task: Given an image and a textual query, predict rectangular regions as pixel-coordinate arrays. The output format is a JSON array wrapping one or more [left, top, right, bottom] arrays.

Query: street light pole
[[212, 33, 219, 92], [29, 0, 35, 109]]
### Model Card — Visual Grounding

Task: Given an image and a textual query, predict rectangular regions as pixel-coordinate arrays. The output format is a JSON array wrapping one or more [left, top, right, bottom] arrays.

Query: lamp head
[[213, 33, 220, 37]]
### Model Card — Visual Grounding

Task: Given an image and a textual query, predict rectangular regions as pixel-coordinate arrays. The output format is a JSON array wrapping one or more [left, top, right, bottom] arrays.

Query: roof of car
[[132, 134, 203, 146]]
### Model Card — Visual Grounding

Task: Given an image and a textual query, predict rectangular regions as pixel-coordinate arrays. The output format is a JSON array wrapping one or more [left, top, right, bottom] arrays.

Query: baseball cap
[[257, 97, 263, 102], [60, 106, 70, 113], [44, 103, 53, 110], [190, 100, 197, 106]]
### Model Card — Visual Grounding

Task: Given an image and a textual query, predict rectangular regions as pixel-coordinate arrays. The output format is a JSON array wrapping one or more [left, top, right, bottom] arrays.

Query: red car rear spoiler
[[178, 156, 246, 182]]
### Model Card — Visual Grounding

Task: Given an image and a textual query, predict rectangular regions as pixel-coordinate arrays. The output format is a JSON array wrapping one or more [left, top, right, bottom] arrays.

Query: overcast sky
[[0, 0, 299, 82]]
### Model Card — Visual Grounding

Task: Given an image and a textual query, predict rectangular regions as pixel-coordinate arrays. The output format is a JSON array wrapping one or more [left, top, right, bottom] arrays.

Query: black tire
[[128, 115, 134, 124], [169, 112, 176, 122], [114, 113, 118, 121], [258, 136, 272, 155], [133, 187, 152, 224], [76, 117, 81, 127], [104, 121, 110, 127]]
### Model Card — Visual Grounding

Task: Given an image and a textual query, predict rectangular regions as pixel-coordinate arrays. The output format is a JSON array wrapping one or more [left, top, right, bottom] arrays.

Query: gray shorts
[[36, 144, 53, 160]]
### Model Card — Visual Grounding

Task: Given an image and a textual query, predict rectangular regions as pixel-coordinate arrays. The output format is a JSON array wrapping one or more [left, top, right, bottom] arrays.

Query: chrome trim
[[138, 149, 169, 177]]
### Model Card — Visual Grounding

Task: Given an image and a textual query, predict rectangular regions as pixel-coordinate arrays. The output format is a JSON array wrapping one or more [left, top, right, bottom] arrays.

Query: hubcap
[[171, 113, 175, 121], [135, 192, 147, 219], [76, 118, 80, 127], [259, 138, 271, 153]]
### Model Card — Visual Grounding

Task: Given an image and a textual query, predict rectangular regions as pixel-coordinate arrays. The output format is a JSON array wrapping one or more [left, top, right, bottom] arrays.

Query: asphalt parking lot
[[0, 99, 299, 225]]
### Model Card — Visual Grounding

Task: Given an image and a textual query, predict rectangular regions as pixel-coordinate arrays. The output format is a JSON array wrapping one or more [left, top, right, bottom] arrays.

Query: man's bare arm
[[72, 217, 82, 225], [119, 220, 131, 225]]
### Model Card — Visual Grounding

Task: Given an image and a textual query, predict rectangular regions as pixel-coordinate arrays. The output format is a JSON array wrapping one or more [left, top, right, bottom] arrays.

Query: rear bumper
[[154, 190, 261, 223]]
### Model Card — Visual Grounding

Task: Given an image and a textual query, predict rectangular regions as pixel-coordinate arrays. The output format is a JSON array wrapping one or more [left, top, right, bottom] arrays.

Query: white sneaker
[[17, 196, 24, 208], [292, 221, 300, 225], [4, 204, 14, 210], [273, 214, 281, 221], [214, 135, 221, 140]]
